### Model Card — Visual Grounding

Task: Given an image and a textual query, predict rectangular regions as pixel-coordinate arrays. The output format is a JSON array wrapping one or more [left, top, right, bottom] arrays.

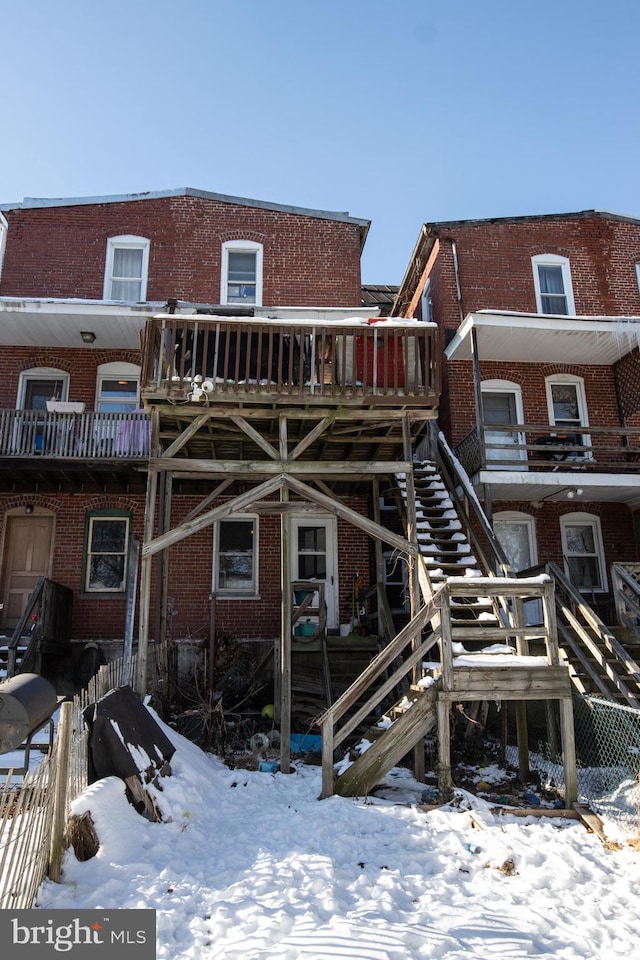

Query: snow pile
[[36, 715, 640, 959]]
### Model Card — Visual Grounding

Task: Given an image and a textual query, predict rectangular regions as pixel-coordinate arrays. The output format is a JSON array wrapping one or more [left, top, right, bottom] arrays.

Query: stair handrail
[[6, 577, 46, 677], [547, 561, 640, 706], [611, 563, 640, 632], [319, 587, 444, 798], [435, 431, 513, 578]]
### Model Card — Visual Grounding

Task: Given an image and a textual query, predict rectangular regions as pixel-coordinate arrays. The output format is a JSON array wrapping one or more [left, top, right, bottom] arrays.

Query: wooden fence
[[0, 656, 137, 908]]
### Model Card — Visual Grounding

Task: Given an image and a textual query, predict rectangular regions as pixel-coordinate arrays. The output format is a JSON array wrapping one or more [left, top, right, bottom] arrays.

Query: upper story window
[[420, 278, 433, 323], [635, 263, 640, 296], [221, 241, 263, 306], [104, 236, 150, 302], [532, 254, 575, 316], [18, 367, 69, 409], [96, 362, 141, 413]]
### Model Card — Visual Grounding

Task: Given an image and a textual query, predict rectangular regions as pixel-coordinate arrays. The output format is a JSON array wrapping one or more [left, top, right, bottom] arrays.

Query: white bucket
[[339, 623, 352, 637]]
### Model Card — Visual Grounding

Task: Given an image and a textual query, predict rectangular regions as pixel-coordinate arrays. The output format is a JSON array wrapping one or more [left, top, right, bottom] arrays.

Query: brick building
[[0, 187, 390, 688], [394, 210, 640, 623]]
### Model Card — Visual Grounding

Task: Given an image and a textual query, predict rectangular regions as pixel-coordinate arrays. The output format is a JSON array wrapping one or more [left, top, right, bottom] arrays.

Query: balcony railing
[[455, 423, 640, 476], [0, 410, 150, 460], [141, 316, 440, 407]]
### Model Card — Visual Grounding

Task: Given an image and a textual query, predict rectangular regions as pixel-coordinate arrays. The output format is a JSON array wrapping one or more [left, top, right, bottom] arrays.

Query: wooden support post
[[436, 696, 453, 802], [137, 465, 159, 696], [560, 696, 578, 807], [48, 700, 73, 883], [280, 481, 292, 774], [321, 715, 334, 799], [515, 701, 530, 782], [372, 478, 386, 640]]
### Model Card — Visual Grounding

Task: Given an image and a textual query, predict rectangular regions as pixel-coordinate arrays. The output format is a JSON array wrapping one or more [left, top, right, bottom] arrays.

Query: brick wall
[[0, 346, 140, 408], [430, 214, 640, 327], [0, 195, 363, 306]]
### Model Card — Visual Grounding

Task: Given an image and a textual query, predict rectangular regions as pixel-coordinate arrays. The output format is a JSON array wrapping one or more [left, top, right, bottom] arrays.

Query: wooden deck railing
[[141, 316, 440, 406], [0, 410, 150, 460], [455, 423, 640, 475]]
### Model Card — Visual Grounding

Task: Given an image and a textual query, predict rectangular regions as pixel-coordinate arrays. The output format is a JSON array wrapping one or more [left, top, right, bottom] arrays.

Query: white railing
[[0, 410, 150, 459]]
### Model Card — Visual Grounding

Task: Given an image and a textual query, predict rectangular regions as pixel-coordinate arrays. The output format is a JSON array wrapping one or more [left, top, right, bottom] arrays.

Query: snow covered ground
[[36, 715, 640, 959]]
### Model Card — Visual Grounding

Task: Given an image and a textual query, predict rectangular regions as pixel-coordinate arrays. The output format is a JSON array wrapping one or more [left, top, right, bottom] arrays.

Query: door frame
[[0, 506, 56, 628], [481, 379, 527, 468], [290, 515, 338, 629]]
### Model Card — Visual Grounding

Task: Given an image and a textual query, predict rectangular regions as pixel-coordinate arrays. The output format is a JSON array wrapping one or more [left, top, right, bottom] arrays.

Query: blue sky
[[3, 0, 639, 283]]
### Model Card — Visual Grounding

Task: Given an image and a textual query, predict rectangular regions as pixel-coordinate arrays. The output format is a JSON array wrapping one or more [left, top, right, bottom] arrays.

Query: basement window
[[214, 516, 258, 597], [84, 511, 131, 593]]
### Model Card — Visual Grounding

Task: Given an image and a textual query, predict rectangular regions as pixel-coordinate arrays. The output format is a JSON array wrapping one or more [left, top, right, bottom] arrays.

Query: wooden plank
[[147, 457, 413, 476], [230, 415, 280, 460], [162, 413, 210, 459], [334, 688, 438, 797]]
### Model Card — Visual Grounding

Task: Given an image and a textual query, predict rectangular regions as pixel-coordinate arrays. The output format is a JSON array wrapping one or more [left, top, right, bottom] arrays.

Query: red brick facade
[[0, 192, 365, 306]]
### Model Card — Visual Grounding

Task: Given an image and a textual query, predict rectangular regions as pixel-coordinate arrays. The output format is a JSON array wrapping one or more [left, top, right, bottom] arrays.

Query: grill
[[0, 673, 58, 756]]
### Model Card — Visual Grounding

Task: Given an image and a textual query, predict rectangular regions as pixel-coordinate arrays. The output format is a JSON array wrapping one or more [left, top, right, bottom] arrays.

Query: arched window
[[220, 240, 263, 306], [104, 235, 150, 301], [532, 254, 575, 315], [96, 361, 141, 413], [480, 379, 526, 468], [545, 373, 591, 461], [17, 367, 69, 409], [560, 512, 607, 592]]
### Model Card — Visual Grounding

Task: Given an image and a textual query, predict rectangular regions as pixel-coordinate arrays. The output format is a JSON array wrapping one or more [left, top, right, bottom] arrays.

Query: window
[[17, 368, 69, 410], [494, 511, 540, 624], [220, 241, 263, 306], [420, 278, 433, 323], [214, 516, 258, 596], [104, 236, 150, 301], [96, 362, 141, 413], [84, 511, 131, 593], [636, 263, 640, 296], [545, 373, 591, 459], [532, 254, 575, 315], [560, 513, 607, 592]]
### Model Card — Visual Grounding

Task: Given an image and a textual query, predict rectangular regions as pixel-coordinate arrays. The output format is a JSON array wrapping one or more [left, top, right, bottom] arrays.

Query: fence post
[[48, 700, 73, 883]]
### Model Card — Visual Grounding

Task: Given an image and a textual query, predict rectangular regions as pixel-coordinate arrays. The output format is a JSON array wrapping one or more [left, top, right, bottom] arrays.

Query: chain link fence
[[533, 694, 640, 837]]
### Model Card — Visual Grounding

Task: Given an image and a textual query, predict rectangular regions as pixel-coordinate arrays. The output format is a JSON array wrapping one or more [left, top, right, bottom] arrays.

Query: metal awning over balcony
[[445, 310, 640, 365]]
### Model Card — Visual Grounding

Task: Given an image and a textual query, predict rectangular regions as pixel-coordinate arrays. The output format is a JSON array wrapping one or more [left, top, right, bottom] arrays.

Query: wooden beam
[[162, 413, 210, 459], [283, 474, 419, 556], [280, 484, 292, 774], [148, 457, 413, 476], [181, 477, 234, 525], [142, 475, 285, 558], [290, 416, 334, 461], [230, 415, 280, 460]]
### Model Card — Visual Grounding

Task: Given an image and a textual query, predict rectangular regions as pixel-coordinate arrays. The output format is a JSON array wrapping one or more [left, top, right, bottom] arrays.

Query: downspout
[[450, 240, 464, 324]]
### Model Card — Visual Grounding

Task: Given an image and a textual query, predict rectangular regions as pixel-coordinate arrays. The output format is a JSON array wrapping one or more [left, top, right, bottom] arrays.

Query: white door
[[291, 517, 338, 629], [482, 388, 526, 470], [494, 513, 541, 625]]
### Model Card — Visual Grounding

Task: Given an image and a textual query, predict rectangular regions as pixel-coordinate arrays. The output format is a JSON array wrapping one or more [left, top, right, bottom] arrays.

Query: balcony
[[0, 410, 150, 460], [141, 315, 440, 410], [455, 423, 640, 508]]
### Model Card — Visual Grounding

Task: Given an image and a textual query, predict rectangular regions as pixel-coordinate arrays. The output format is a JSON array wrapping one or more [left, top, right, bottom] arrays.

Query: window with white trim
[[17, 367, 69, 409], [96, 362, 141, 413], [84, 510, 131, 593], [560, 513, 607, 592], [220, 241, 263, 306], [104, 236, 150, 301], [214, 516, 258, 596], [532, 254, 575, 315], [545, 373, 591, 459], [420, 278, 433, 323]]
